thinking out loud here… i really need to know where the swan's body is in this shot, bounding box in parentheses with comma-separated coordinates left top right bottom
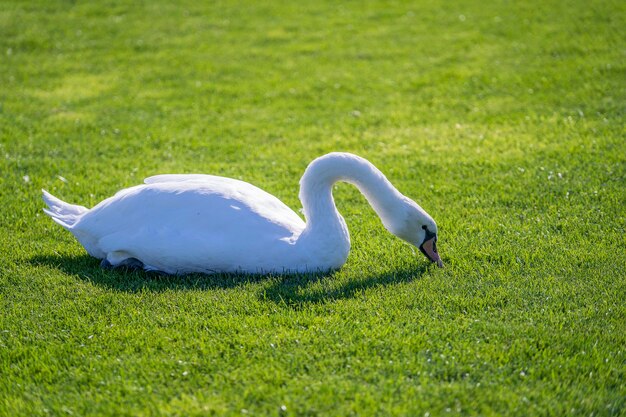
(43, 153, 442, 274)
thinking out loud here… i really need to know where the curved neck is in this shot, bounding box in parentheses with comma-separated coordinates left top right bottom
(298, 153, 404, 238)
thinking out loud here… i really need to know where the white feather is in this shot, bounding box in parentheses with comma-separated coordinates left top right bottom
(42, 153, 439, 274)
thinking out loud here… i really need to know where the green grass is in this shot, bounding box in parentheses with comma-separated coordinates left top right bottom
(1, 0, 624, 415)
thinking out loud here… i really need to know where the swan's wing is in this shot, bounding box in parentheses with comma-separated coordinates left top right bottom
(144, 174, 219, 184)
(141, 174, 304, 227)
(75, 181, 306, 273)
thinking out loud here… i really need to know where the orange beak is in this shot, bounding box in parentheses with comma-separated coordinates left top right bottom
(419, 231, 443, 267)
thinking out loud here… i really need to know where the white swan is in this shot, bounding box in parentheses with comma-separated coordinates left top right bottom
(42, 152, 442, 274)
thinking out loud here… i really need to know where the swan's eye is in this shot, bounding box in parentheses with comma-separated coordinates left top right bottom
(422, 225, 428, 230)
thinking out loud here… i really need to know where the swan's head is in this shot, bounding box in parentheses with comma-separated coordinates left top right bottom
(387, 198, 443, 267)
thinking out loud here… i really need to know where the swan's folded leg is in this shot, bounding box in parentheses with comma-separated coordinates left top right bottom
(105, 250, 140, 267)
(100, 255, 144, 271)
(117, 257, 144, 270)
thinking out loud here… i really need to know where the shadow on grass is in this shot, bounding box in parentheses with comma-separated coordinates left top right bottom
(260, 264, 430, 307)
(29, 253, 430, 306)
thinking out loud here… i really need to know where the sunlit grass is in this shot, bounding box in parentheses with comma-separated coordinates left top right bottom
(0, 0, 624, 416)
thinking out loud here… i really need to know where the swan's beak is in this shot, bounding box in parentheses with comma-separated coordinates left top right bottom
(419, 233, 444, 267)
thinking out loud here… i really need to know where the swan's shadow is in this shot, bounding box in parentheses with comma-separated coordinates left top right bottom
(262, 264, 430, 307)
(29, 253, 430, 306)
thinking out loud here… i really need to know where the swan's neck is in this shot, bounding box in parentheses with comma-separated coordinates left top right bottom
(298, 153, 404, 241)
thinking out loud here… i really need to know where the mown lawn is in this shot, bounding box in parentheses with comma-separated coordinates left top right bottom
(0, 0, 624, 415)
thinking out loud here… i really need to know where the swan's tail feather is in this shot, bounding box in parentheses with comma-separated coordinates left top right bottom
(42, 189, 88, 229)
